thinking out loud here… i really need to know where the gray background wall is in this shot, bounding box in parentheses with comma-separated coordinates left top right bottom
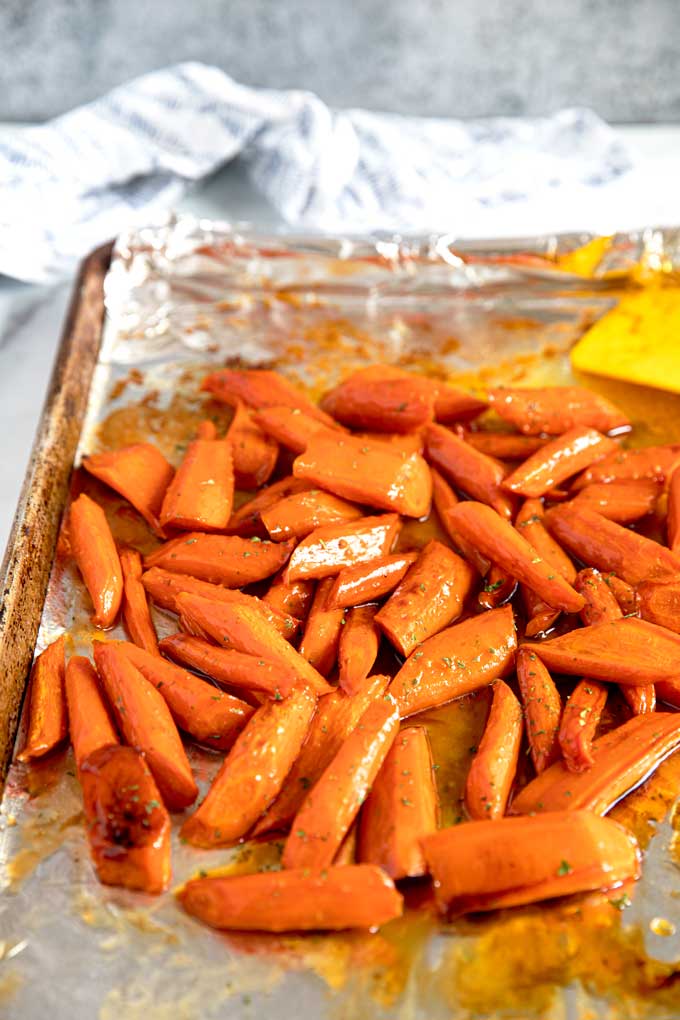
(2, 0, 679, 123)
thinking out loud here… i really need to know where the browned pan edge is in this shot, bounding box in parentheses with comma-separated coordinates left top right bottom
(0, 241, 113, 783)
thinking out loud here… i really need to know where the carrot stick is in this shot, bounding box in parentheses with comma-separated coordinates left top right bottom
(326, 551, 418, 610)
(225, 399, 278, 489)
(93, 642, 198, 810)
(334, 822, 358, 866)
(226, 475, 311, 537)
(180, 685, 317, 847)
(253, 674, 390, 837)
(263, 569, 315, 623)
(286, 514, 401, 582)
(571, 443, 680, 491)
(144, 532, 295, 587)
(522, 588, 560, 638)
(558, 680, 608, 772)
(389, 605, 517, 717)
(515, 498, 577, 582)
(446, 502, 585, 613)
(515, 647, 561, 773)
(80, 744, 171, 894)
(432, 385, 488, 424)
(17, 636, 67, 762)
(82, 443, 174, 534)
(320, 365, 436, 432)
(375, 539, 475, 657)
(70, 493, 123, 628)
(282, 695, 400, 870)
(487, 386, 630, 436)
(503, 427, 618, 498)
(299, 578, 345, 677)
(202, 368, 334, 425)
(178, 864, 403, 931)
(421, 811, 639, 916)
(65, 655, 119, 769)
(120, 548, 158, 654)
(637, 578, 680, 634)
(261, 489, 363, 543)
(430, 468, 490, 575)
(158, 633, 296, 700)
(338, 605, 380, 695)
(159, 434, 234, 531)
(357, 726, 438, 879)
(425, 423, 515, 519)
(118, 640, 255, 750)
(253, 405, 341, 453)
(668, 463, 680, 554)
(572, 479, 660, 524)
(465, 680, 523, 819)
(603, 573, 639, 616)
(478, 565, 517, 610)
(461, 431, 549, 460)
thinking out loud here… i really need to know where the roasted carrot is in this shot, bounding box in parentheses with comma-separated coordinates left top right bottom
(120, 548, 158, 654)
(637, 578, 680, 634)
(70, 493, 123, 628)
(515, 498, 576, 581)
(355, 430, 425, 456)
(202, 368, 334, 425)
(425, 423, 515, 519)
(522, 588, 560, 638)
(286, 514, 401, 582)
(159, 433, 234, 531)
(180, 685, 317, 847)
(389, 606, 517, 717)
(179, 864, 403, 931)
(261, 489, 363, 543)
(81, 443, 174, 534)
(357, 726, 438, 879)
(421, 811, 639, 915)
(93, 642, 198, 810)
(263, 569, 315, 622)
(461, 431, 549, 461)
(325, 551, 418, 610)
(515, 648, 561, 773)
(320, 365, 436, 433)
(144, 532, 295, 587)
(432, 384, 488, 424)
(503, 427, 618, 498)
(64, 655, 119, 769)
(282, 695, 400, 870)
(299, 578, 345, 677)
(430, 467, 490, 575)
(225, 399, 278, 489)
(17, 636, 67, 762)
(334, 822, 358, 866)
(338, 605, 380, 695)
(80, 744, 171, 894)
(465, 680, 523, 819)
(375, 539, 475, 657)
(487, 386, 630, 436)
(572, 479, 660, 524)
(226, 475, 311, 537)
(558, 680, 608, 773)
(478, 565, 517, 610)
(196, 421, 217, 440)
(571, 443, 680, 491)
(254, 405, 341, 453)
(603, 573, 640, 617)
(158, 633, 296, 701)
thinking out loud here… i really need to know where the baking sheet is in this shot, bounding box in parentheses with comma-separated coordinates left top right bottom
(3, 216, 680, 1019)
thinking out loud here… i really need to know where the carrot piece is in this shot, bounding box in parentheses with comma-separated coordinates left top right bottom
(425, 423, 515, 519)
(159, 435, 234, 531)
(478, 565, 517, 610)
(282, 695, 400, 870)
(487, 386, 630, 436)
(117, 641, 254, 750)
(263, 569, 315, 622)
(93, 642, 198, 810)
(338, 605, 380, 695)
(70, 493, 123, 628)
(334, 822, 358, 866)
(516, 647, 561, 773)
(375, 539, 475, 657)
(17, 636, 67, 762)
(432, 386, 488, 424)
(81, 443, 174, 534)
(389, 605, 517, 717)
(226, 475, 311, 537)
(180, 685, 317, 847)
(447, 502, 585, 613)
(558, 680, 608, 772)
(465, 680, 523, 819)
(522, 588, 560, 638)
(637, 577, 680, 634)
(430, 467, 490, 575)
(299, 578, 345, 677)
(286, 514, 401, 582)
(179, 864, 403, 931)
(355, 430, 426, 456)
(515, 498, 576, 581)
(656, 678, 680, 708)
(572, 479, 660, 524)
(603, 573, 640, 616)
(261, 489, 363, 543)
(202, 368, 334, 425)
(357, 726, 438, 879)
(421, 811, 639, 916)
(80, 744, 171, 894)
(461, 431, 549, 460)
(320, 366, 436, 433)
(253, 674, 390, 837)
(159, 633, 296, 700)
(544, 503, 680, 585)
(668, 463, 680, 554)
(196, 421, 217, 440)
(144, 532, 294, 587)
(512, 712, 680, 815)
(65, 655, 119, 769)
(224, 399, 278, 489)
(503, 427, 618, 498)
(326, 551, 418, 610)
(253, 405, 340, 453)
(294, 432, 432, 518)
(176, 592, 332, 695)
(571, 443, 680, 491)
(119, 548, 158, 654)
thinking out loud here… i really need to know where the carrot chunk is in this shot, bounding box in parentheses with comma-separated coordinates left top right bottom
(430, 468, 490, 575)
(320, 366, 436, 433)
(515, 648, 561, 773)
(461, 431, 549, 461)
(261, 489, 363, 543)
(17, 636, 67, 762)
(522, 588, 560, 639)
(263, 569, 315, 622)
(144, 532, 294, 587)
(465, 680, 523, 819)
(70, 493, 123, 628)
(637, 577, 680, 634)
(572, 479, 660, 524)
(558, 680, 608, 773)
(120, 548, 158, 654)
(299, 578, 345, 677)
(254, 405, 343, 453)
(158, 633, 295, 701)
(82, 443, 174, 534)
(202, 368, 334, 424)
(225, 399, 278, 489)
(487, 386, 630, 436)
(338, 605, 380, 695)
(425, 423, 515, 519)
(160, 433, 234, 531)
(226, 475, 311, 537)
(571, 443, 680, 491)
(515, 498, 576, 581)
(286, 514, 401, 582)
(326, 551, 418, 610)
(478, 565, 517, 610)
(503, 427, 618, 498)
(65, 655, 119, 769)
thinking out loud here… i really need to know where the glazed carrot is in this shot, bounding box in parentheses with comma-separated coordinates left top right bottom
(389, 606, 517, 718)
(253, 674, 390, 836)
(478, 565, 517, 610)
(515, 498, 576, 581)
(465, 680, 523, 819)
(432, 384, 488, 424)
(93, 642, 198, 810)
(180, 685, 317, 847)
(603, 573, 639, 617)
(338, 605, 380, 695)
(144, 532, 295, 587)
(487, 386, 630, 436)
(656, 678, 680, 708)
(81, 443, 174, 534)
(461, 431, 549, 460)
(176, 593, 332, 695)
(158, 633, 296, 700)
(544, 503, 680, 585)
(286, 514, 401, 582)
(202, 368, 334, 425)
(196, 421, 217, 440)
(294, 432, 432, 518)
(356, 430, 425, 456)
(320, 365, 436, 432)
(447, 502, 585, 613)
(120, 548, 158, 654)
(254, 405, 340, 453)
(357, 726, 438, 879)
(571, 443, 680, 491)
(226, 475, 311, 537)
(515, 648, 561, 773)
(261, 489, 363, 543)
(637, 578, 680, 634)
(80, 744, 171, 894)
(425, 423, 515, 519)
(64, 655, 119, 769)
(334, 822, 358, 866)
(558, 680, 608, 773)
(325, 551, 418, 610)
(282, 695, 399, 870)
(512, 713, 680, 815)
(572, 479, 660, 524)
(430, 467, 490, 575)
(225, 399, 278, 489)
(299, 578, 345, 677)
(263, 569, 315, 622)
(118, 641, 255, 750)
(17, 636, 67, 762)
(522, 588, 560, 638)
(178, 864, 403, 931)
(503, 427, 618, 498)
(70, 493, 123, 628)
(421, 811, 639, 915)
(668, 462, 680, 554)
(159, 433, 234, 531)
(375, 540, 475, 657)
